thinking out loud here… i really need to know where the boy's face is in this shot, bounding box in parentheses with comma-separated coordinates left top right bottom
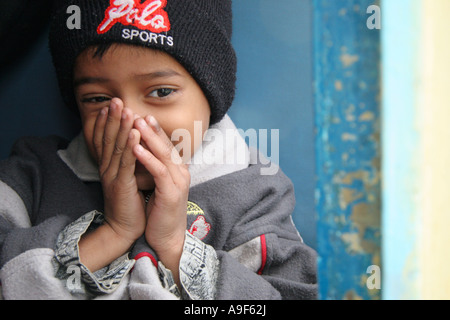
(73, 44, 211, 190)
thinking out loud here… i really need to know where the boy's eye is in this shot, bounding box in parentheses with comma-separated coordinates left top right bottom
(82, 96, 111, 103)
(148, 88, 175, 98)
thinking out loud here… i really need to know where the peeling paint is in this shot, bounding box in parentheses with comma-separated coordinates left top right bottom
(339, 187, 364, 210)
(341, 133, 357, 141)
(341, 233, 364, 253)
(339, 8, 348, 16)
(314, 0, 381, 300)
(350, 202, 380, 236)
(359, 111, 375, 122)
(340, 53, 360, 68)
(344, 104, 356, 122)
(344, 290, 363, 300)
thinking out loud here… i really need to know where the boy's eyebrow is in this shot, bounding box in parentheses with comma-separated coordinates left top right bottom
(74, 76, 110, 88)
(133, 70, 182, 80)
(74, 70, 182, 88)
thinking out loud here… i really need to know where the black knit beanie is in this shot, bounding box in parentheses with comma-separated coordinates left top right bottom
(49, 0, 237, 125)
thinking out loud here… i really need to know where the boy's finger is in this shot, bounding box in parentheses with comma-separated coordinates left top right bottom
(116, 128, 140, 184)
(133, 144, 174, 194)
(134, 117, 183, 183)
(101, 98, 123, 172)
(145, 115, 190, 185)
(93, 107, 108, 164)
(145, 115, 185, 167)
(108, 107, 134, 176)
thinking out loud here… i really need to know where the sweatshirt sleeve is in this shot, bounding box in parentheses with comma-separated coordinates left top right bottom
(53, 210, 135, 296)
(216, 233, 317, 300)
(0, 136, 119, 300)
(213, 197, 317, 299)
(0, 181, 73, 269)
(0, 136, 74, 270)
(174, 228, 317, 300)
(0, 181, 75, 299)
(183, 160, 318, 300)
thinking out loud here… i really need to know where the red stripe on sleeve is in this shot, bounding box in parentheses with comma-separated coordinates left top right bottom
(134, 252, 158, 268)
(257, 234, 267, 275)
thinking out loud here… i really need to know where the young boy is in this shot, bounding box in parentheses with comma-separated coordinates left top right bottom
(0, 0, 317, 299)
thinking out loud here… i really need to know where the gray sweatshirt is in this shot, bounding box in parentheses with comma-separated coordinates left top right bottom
(0, 115, 317, 300)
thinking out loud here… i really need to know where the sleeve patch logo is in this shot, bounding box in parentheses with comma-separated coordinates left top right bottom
(187, 201, 204, 216)
(97, 0, 171, 34)
(189, 216, 211, 240)
(186, 201, 210, 240)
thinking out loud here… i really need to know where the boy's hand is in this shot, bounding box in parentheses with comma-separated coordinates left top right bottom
(83, 97, 189, 284)
(93, 98, 147, 245)
(133, 115, 190, 286)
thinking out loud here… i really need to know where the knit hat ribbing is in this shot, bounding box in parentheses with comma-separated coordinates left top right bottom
(49, 0, 237, 125)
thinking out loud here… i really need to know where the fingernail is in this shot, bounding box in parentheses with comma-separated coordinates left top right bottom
(149, 116, 161, 132)
(136, 144, 144, 153)
(100, 107, 107, 116)
(110, 100, 118, 111)
(137, 118, 147, 128)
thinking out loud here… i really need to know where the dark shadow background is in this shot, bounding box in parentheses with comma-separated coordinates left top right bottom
(0, 0, 81, 158)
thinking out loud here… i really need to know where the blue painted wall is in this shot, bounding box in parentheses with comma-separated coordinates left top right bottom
(231, 0, 316, 248)
(313, 0, 381, 300)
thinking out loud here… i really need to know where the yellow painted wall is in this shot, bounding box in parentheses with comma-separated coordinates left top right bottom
(418, 0, 450, 300)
